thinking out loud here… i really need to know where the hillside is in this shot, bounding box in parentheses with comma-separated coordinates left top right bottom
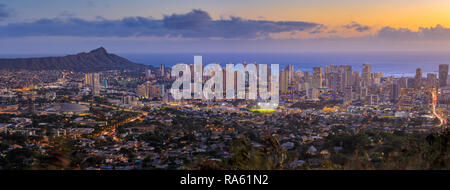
(0, 47, 148, 72)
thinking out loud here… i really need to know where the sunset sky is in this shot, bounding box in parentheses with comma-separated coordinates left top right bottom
(1, 0, 450, 53)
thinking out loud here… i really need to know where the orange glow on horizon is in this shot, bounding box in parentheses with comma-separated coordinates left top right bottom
(229, 0, 450, 31)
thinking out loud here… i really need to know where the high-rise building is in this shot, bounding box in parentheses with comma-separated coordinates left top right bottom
(122, 96, 141, 107)
(104, 79, 108, 89)
(307, 87, 319, 100)
(367, 95, 378, 106)
(280, 70, 289, 94)
(340, 65, 352, 90)
(84, 74, 92, 85)
(372, 72, 384, 86)
(415, 68, 422, 89)
(286, 65, 294, 84)
(294, 70, 303, 84)
(362, 63, 371, 87)
(391, 82, 400, 103)
(312, 66, 323, 88)
(328, 72, 341, 92)
(93, 73, 101, 96)
(304, 71, 310, 84)
(426, 73, 437, 88)
(439, 64, 449, 87)
(146, 69, 152, 79)
(150, 85, 162, 99)
(360, 87, 368, 100)
(136, 81, 162, 100)
(344, 68, 353, 86)
(137, 81, 152, 98)
(160, 64, 165, 77)
(399, 77, 408, 89)
(344, 86, 353, 104)
(352, 71, 360, 88)
(222, 66, 227, 97)
(85, 73, 101, 96)
(137, 84, 147, 98)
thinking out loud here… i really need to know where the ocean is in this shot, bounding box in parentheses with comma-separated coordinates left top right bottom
(121, 51, 450, 77)
(2, 51, 449, 77)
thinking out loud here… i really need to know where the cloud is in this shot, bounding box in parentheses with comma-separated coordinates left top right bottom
(60, 10, 76, 18)
(162, 10, 320, 38)
(377, 27, 418, 40)
(343, 21, 371, 32)
(309, 25, 327, 34)
(4, 8, 449, 42)
(0, 9, 320, 39)
(327, 30, 337, 34)
(163, 9, 212, 30)
(0, 4, 11, 20)
(419, 25, 450, 40)
(377, 25, 450, 41)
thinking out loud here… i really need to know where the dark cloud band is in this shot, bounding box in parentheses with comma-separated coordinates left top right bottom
(0, 9, 320, 39)
(343, 22, 371, 32)
(0, 4, 11, 20)
(377, 25, 450, 41)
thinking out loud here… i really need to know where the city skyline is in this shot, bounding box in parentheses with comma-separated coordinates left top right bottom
(0, 0, 449, 174)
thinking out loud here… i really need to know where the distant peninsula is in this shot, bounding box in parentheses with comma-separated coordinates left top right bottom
(0, 47, 149, 72)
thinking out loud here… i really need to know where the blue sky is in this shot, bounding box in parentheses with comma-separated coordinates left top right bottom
(1, 0, 450, 54)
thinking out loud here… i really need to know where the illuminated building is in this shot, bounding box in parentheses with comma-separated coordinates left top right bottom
(439, 64, 448, 87)
(312, 66, 323, 88)
(362, 63, 371, 87)
(415, 68, 422, 89)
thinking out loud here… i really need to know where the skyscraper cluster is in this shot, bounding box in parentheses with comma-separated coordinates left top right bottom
(439, 64, 448, 87)
(280, 64, 364, 103)
(137, 81, 163, 99)
(85, 73, 101, 96)
(278, 63, 449, 106)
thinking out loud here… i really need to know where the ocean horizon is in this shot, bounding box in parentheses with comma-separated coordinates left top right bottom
(2, 51, 450, 77)
(122, 51, 450, 77)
